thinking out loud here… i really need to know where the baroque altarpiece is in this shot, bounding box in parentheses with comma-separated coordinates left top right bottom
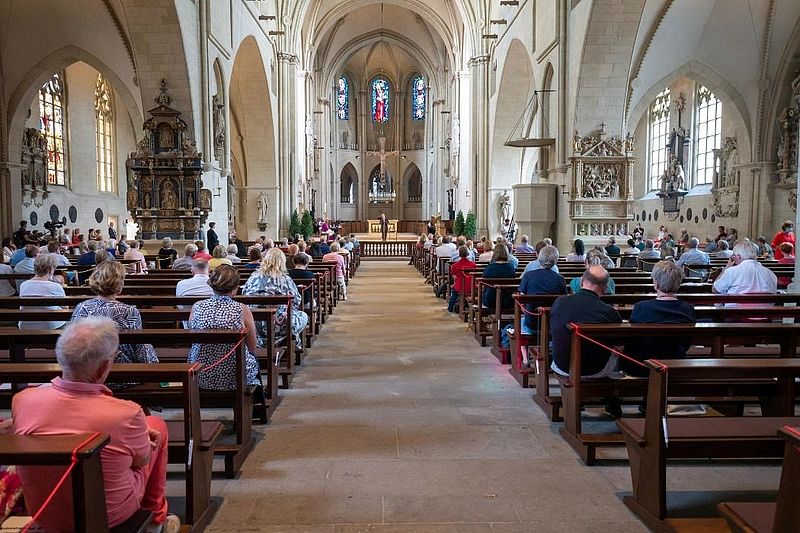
(126, 80, 210, 240)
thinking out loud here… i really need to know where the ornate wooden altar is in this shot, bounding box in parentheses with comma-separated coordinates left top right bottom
(126, 80, 210, 240)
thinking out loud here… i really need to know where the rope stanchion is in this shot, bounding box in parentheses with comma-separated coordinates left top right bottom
(569, 323, 653, 371)
(21, 432, 103, 533)
(196, 329, 248, 374)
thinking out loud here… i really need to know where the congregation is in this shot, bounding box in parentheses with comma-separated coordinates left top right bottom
(0, 220, 359, 532)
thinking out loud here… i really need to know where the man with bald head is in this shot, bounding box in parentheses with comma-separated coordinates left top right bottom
(550, 265, 622, 377)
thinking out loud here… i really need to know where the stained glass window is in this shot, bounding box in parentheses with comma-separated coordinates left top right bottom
(336, 76, 349, 120)
(39, 73, 66, 186)
(648, 88, 670, 191)
(95, 74, 115, 193)
(371, 78, 390, 123)
(694, 85, 722, 186)
(411, 76, 426, 120)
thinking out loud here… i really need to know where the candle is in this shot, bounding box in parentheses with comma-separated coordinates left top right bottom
(437, 202, 441, 213)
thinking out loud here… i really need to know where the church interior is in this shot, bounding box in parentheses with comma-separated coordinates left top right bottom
(1, 0, 800, 531)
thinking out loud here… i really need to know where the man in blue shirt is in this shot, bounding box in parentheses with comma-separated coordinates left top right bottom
(515, 235, 535, 254)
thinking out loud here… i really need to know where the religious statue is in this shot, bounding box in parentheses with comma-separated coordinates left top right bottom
(161, 180, 178, 209)
(498, 190, 512, 223)
(366, 136, 399, 200)
(660, 155, 685, 193)
(187, 192, 195, 209)
(257, 191, 269, 223)
(212, 94, 225, 159)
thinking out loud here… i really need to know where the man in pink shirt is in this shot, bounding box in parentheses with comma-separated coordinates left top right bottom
(323, 241, 347, 301)
(12, 317, 178, 532)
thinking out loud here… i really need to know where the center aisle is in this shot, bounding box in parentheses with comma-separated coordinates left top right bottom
(208, 261, 647, 532)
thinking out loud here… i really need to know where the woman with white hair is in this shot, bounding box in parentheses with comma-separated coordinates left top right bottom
(242, 248, 308, 349)
(621, 260, 696, 376)
(157, 237, 177, 268)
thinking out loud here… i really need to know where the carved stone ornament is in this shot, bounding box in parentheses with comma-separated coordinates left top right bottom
(212, 94, 225, 160)
(568, 125, 636, 237)
(126, 80, 206, 240)
(712, 136, 740, 217)
(776, 71, 800, 185)
(20, 128, 49, 207)
(790, 190, 797, 214)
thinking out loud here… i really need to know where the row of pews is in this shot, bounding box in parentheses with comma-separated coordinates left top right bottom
(0, 248, 360, 532)
(414, 245, 800, 532)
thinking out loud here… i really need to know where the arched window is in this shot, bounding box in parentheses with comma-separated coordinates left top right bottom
(371, 78, 390, 123)
(336, 76, 349, 120)
(411, 75, 426, 120)
(694, 85, 722, 186)
(95, 74, 115, 193)
(39, 73, 67, 186)
(648, 88, 670, 191)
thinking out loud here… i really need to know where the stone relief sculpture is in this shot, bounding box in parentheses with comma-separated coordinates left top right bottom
(212, 94, 225, 160)
(712, 136, 740, 217)
(776, 71, 800, 185)
(20, 128, 48, 207)
(581, 163, 621, 199)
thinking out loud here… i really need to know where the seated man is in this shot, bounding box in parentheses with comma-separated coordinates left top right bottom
(714, 239, 733, 259)
(176, 259, 213, 298)
(12, 317, 179, 532)
(550, 265, 622, 377)
(172, 243, 198, 270)
(605, 236, 620, 256)
(448, 245, 477, 313)
(676, 236, 710, 279)
(713, 240, 777, 298)
(638, 239, 661, 260)
(502, 245, 567, 357)
(515, 235, 535, 254)
(12, 244, 39, 292)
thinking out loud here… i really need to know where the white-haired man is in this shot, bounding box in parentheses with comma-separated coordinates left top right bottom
(676, 236, 710, 279)
(12, 317, 178, 532)
(713, 241, 777, 296)
(515, 235, 535, 254)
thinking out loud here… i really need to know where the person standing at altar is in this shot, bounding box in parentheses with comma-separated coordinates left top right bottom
(379, 212, 389, 241)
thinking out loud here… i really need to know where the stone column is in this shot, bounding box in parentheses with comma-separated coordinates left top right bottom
(793, 130, 800, 292)
(469, 55, 490, 237)
(358, 89, 368, 222)
(395, 89, 403, 221)
(277, 52, 299, 235)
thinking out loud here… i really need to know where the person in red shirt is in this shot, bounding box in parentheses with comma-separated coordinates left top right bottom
(777, 242, 795, 287)
(448, 245, 477, 313)
(771, 220, 795, 260)
(193, 240, 213, 261)
(12, 317, 178, 532)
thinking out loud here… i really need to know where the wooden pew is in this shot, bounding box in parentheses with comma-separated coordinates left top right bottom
(718, 426, 800, 533)
(0, 294, 300, 391)
(0, 329, 256, 479)
(616, 359, 800, 530)
(562, 322, 800, 464)
(0, 363, 221, 530)
(0, 433, 153, 532)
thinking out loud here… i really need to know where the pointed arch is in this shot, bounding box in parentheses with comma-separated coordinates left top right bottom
(339, 162, 358, 204)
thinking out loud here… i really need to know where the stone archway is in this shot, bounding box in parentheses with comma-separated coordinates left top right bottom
(490, 39, 534, 236)
(229, 36, 278, 240)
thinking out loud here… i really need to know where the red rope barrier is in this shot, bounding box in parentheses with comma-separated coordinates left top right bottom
(569, 323, 653, 370)
(515, 300, 542, 317)
(21, 432, 103, 533)
(197, 329, 248, 374)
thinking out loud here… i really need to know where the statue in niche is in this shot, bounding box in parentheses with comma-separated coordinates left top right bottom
(257, 192, 269, 223)
(199, 189, 212, 210)
(144, 192, 152, 209)
(341, 129, 349, 148)
(498, 190, 512, 223)
(212, 94, 225, 159)
(161, 180, 178, 210)
(187, 192, 195, 209)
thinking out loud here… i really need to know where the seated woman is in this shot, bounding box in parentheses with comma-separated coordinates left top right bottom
(71, 261, 158, 365)
(621, 260, 695, 377)
(244, 247, 263, 269)
(122, 239, 148, 274)
(188, 265, 260, 391)
(565, 239, 585, 263)
(18, 254, 66, 330)
(157, 237, 178, 268)
(568, 248, 616, 294)
(242, 248, 309, 349)
(777, 242, 795, 287)
(208, 244, 233, 270)
(481, 244, 516, 310)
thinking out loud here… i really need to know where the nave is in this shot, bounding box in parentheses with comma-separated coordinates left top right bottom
(201, 261, 773, 532)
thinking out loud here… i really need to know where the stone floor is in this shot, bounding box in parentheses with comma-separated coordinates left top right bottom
(200, 261, 781, 532)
